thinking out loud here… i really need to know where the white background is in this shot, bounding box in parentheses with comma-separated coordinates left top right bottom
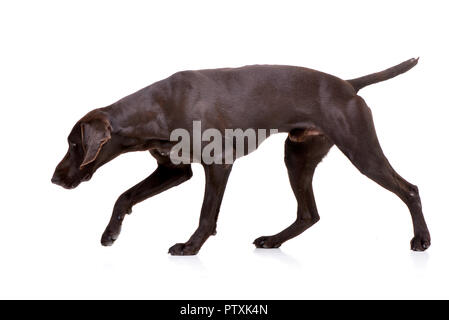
(1, 0, 448, 299)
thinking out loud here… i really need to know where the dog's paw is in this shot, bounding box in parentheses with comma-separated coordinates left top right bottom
(410, 233, 431, 251)
(168, 242, 199, 256)
(253, 236, 282, 249)
(101, 225, 121, 246)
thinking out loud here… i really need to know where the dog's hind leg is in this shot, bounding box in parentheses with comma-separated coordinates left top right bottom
(324, 96, 430, 251)
(168, 164, 233, 255)
(101, 153, 192, 246)
(254, 131, 333, 248)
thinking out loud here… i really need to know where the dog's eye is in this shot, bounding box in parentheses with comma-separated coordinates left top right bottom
(70, 142, 77, 148)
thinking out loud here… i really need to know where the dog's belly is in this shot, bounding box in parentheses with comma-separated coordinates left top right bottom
(288, 128, 324, 142)
(152, 126, 324, 165)
(159, 133, 273, 164)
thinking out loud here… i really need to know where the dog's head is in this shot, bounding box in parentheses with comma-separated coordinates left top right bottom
(52, 110, 114, 189)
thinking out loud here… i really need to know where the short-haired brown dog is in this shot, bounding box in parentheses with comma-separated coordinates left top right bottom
(52, 58, 430, 255)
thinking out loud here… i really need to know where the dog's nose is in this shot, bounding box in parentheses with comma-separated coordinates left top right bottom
(51, 174, 61, 185)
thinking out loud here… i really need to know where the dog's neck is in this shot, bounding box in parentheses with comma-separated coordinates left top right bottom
(101, 85, 171, 152)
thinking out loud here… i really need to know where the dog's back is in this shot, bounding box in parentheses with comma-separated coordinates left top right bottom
(155, 65, 356, 132)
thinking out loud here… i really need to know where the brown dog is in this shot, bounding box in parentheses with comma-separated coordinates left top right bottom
(52, 58, 430, 255)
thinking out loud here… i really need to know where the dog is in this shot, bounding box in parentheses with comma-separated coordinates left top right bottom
(52, 58, 430, 255)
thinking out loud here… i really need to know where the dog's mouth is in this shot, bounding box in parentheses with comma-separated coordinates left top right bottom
(51, 173, 91, 189)
(51, 178, 80, 189)
(51, 180, 79, 189)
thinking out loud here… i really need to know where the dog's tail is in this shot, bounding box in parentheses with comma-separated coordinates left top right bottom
(347, 58, 419, 93)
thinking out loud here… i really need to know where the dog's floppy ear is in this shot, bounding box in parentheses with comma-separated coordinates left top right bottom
(80, 117, 111, 168)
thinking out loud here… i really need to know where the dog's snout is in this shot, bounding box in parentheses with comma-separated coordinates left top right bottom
(51, 169, 82, 189)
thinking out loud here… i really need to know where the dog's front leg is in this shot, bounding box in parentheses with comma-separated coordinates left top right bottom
(169, 164, 233, 255)
(101, 164, 192, 246)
